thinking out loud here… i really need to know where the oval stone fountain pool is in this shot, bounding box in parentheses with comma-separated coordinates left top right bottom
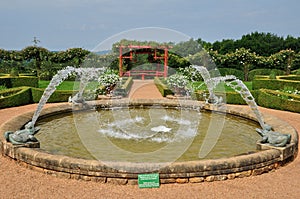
(36, 106, 260, 162)
(0, 99, 298, 184)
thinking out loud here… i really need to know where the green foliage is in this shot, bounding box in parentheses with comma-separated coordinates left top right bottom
(167, 73, 189, 89)
(218, 68, 244, 80)
(257, 89, 300, 113)
(0, 85, 7, 91)
(248, 69, 285, 81)
(292, 69, 300, 75)
(113, 77, 133, 97)
(0, 87, 32, 108)
(0, 76, 38, 88)
(171, 38, 202, 57)
(278, 75, 300, 81)
(211, 32, 295, 56)
(252, 77, 300, 90)
(31, 88, 74, 103)
(154, 77, 173, 97)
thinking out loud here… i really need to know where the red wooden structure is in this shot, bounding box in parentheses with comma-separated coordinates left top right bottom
(118, 45, 169, 79)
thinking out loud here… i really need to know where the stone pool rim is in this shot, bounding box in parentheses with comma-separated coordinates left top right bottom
(0, 99, 298, 185)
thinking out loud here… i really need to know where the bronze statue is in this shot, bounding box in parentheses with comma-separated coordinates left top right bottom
(256, 125, 291, 147)
(4, 122, 40, 145)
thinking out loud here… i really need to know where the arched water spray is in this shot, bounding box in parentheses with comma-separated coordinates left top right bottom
(191, 65, 266, 130)
(191, 65, 216, 101)
(31, 66, 105, 126)
(225, 79, 265, 128)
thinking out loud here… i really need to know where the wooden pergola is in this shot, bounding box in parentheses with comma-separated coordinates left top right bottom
(118, 45, 169, 79)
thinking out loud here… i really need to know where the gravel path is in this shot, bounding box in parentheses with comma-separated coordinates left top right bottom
(0, 81, 299, 199)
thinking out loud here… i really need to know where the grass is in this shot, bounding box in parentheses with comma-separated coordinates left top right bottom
(190, 81, 253, 92)
(39, 80, 98, 90)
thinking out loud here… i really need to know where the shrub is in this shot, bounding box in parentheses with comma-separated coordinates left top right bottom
(154, 77, 173, 97)
(218, 68, 244, 80)
(257, 89, 300, 113)
(278, 75, 300, 81)
(0, 76, 38, 88)
(31, 88, 74, 103)
(252, 77, 300, 90)
(248, 69, 285, 81)
(113, 77, 133, 97)
(0, 87, 32, 108)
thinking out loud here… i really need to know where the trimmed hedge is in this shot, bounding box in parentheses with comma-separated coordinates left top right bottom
(0, 87, 32, 108)
(194, 90, 260, 105)
(154, 77, 173, 97)
(114, 77, 133, 97)
(252, 77, 300, 90)
(0, 76, 38, 88)
(31, 88, 74, 103)
(257, 89, 300, 113)
(278, 75, 300, 81)
(248, 69, 285, 81)
(218, 68, 244, 80)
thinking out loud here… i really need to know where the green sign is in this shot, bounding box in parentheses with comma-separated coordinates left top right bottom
(138, 173, 160, 188)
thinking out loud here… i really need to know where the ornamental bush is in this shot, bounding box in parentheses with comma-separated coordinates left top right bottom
(0, 87, 32, 108)
(98, 73, 120, 87)
(167, 73, 189, 89)
(154, 77, 173, 97)
(31, 88, 74, 103)
(0, 76, 38, 88)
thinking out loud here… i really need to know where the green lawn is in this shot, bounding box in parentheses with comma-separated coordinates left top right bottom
(39, 80, 99, 90)
(191, 81, 252, 92)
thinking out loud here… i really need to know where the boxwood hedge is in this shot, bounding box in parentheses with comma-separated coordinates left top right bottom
(31, 88, 74, 103)
(154, 77, 173, 97)
(0, 76, 38, 88)
(0, 87, 32, 108)
(252, 76, 300, 90)
(113, 77, 133, 97)
(257, 89, 300, 113)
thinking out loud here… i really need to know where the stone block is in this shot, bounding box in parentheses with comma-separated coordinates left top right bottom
(189, 177, 204, 183)
(175, 178, 188, 183)
(160, 178, 176, 184)
(107, 178, 128, 185)
(205, 176, 215, 182)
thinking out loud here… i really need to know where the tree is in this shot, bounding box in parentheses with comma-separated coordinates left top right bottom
(171, 38, 202, 57)
(21, 46, 50, 77)
(268, 49, 296, 74)
(225, 48, 258, 81)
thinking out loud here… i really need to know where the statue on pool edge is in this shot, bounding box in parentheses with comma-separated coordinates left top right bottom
(4, 122, 40, 145)
(256, 125, 291, 147)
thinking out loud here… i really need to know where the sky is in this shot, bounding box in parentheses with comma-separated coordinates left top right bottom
(0, 0, 299, 51)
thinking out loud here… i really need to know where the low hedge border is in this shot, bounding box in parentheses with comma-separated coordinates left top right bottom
(0, 76, 38, 88)
(277, 75, 300, 81)
(253, 77, 300, 90)
(31, 88, 74, 103)
(257, 89, 300, 113)
(194, 90, 260, 105)
(0, 87, 32, 108)
(114, 77, 133, 97)
(154, 77, 173, 97)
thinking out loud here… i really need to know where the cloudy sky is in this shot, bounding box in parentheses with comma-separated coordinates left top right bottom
(0, 0, 299, 51)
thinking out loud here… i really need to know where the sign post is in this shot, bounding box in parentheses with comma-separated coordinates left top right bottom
(138, 173, 160, 188)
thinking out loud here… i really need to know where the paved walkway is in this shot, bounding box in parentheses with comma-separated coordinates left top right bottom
(0, 80, 300, 198)
(129, 80, 164, 99)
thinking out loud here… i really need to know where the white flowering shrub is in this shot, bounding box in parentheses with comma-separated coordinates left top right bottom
(167, 73, 189, 92)
(98, 73, 120, 87)
(97, 73, 120, 95)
